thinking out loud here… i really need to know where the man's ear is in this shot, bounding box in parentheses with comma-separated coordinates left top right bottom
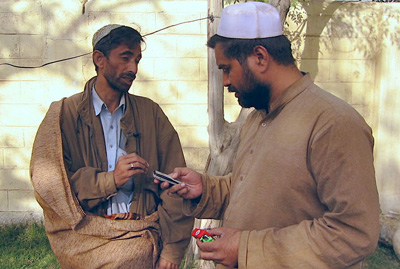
(93, 50, 105, 69)
(253, 45, 270, 68)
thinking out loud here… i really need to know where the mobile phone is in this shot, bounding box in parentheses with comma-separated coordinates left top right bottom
(191, 228, 215, 242)
(153, 170, 181, 185)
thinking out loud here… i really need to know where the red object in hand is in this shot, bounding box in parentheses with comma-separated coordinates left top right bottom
(191, 228, 215, 242)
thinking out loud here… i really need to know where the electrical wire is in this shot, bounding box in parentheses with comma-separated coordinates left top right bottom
(0, 15, 216, 69)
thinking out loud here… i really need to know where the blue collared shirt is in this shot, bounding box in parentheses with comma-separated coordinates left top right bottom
(92, 86, 133, 214)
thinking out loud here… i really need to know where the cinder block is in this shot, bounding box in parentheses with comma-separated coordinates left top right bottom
(316, 82, 352, 104)
(20, 35, 46, 59)
(176, 81, 207, 104)
(24, 127, 39, 149)
(4, 147, 32, 170)
(87, 12, 112, 34)
(299, 59, 330, 83)
(0, 191, 7, 211)
(0, 127, 24, 148)
(111, 13, 156, 36)
(0, 81, 21, 103)
(156, 58, 200, 80)
(8, 190, 41, 212)
(156, 1, 207, 14)
(132, 81, 178, 104)
(351, 82, 375, 106)
(0, 35, 19, 58)
(176, 126, 208, 148)
(19, 12, 43, 34)
(176, 35, 207, 58)
(162, 104, 208, 127)
(156, 13, 203, 35)
(330, 59, 373, 83)
(144, 35, 178, 58)
(12, 59, 50, 81)
(88, 1, 155, 13)
(0, 169, 31, 190)
(0, 12, 21, 33)
(0, 1, 42, 13)
(224, 105, 242, 123)
(0, 149, 4, 168)
(224, 90, 238, 105)
(0, 104, 46, 127)
(136, 57, 154, 80)
(0, 59, 22, 80)
(199, 58, 208, 80)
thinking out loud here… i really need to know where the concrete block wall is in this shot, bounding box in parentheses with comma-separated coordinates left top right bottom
(0, 0, 210, 225)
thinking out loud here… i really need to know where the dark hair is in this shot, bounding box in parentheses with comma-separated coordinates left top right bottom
(93, 26, 145, 71)
(207, 34, 295, 66)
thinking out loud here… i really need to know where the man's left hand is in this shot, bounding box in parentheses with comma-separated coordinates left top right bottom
(196, 227, 241, 268)
(156, 257, 179, 269)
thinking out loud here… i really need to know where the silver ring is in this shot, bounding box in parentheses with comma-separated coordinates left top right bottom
(130, 163, 134, 169)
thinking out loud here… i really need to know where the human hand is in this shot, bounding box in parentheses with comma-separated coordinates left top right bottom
(155, 257, 179, 269)
(154, 167, 203, 199)
(196, 227, 241, 268)
(113, 153, 149, 188)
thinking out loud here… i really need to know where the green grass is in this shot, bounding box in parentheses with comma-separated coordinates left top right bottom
(0, 222, 399, 268)
(0, 222, 59, 269)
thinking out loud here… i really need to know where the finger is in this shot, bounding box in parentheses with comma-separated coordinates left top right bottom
(128, 161, 148, 171)
(124, 154, 149, 168)
(168, 183, 186, 194)
(160, 181, 171, 189)
(207, 227, 224, 237)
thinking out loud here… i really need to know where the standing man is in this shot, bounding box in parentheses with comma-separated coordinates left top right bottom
(160, 2, 380, 268)
(31, 24, 193, 268)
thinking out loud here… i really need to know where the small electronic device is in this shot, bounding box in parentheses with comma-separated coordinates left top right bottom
(153, 170, 181, 185)
(191, 228, 215, 242)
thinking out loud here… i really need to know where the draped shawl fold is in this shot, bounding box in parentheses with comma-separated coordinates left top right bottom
(30, 100, 161, 268)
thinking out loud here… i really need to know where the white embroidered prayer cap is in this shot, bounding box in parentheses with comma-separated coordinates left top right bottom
(92, 24, 124, 48)
(217, 1, 283, 39)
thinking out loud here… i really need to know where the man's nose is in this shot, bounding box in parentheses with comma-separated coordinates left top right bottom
(127, 61, 138, 74)
(223, 73, 231, 87)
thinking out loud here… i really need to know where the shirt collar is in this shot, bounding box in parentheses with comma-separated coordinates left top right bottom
(92, 85, 126, 116)
(267, 72, 312, 116)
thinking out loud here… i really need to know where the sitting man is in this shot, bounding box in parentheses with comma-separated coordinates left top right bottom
(30, 24, 193, 269)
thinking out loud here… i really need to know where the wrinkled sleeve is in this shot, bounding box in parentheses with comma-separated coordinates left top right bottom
(182, 173, 232, 220)
(153, 106, 195, 265)
(62, 127, 117, 212)
(238, 116, 380, 268)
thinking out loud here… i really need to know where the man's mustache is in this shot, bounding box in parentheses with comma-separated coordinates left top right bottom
(122, 73, 136, 81)
(228, 86, 237, 93)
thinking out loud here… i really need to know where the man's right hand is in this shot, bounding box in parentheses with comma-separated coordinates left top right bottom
(113, 153, 149, 188)
(158, 167, 203, 200)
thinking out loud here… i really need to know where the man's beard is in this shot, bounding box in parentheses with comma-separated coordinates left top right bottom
(229, 65, 271, 111)
(104, 69, 136, 93)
